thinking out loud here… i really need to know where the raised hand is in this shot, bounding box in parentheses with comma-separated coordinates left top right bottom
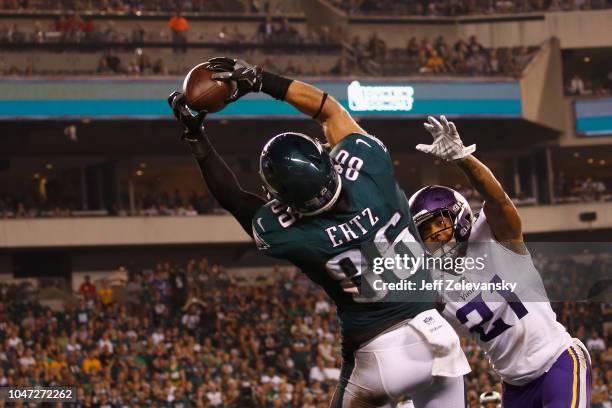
(416, 115, 476, 162)
(167, 91, 207, 141)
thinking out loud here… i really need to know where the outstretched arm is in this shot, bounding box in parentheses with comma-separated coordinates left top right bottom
(283, 80, 366, 146)
(416, 115, 522, 244)
(208, 57, 365, 147)
(168, 92, 265, 237)
(455, 155, 522, 243)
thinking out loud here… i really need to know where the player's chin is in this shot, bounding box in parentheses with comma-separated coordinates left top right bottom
(424, 238, 452, 252)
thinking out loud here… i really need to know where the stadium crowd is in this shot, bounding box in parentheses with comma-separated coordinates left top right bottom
(0, 19, 536, 78)
(2, 0, 611, 15)
(345, 34, 536, 77)
(332, 0, 612, 15)
(553, 175, 611, 204)
(0, 0, 233, 13)
(1, 172, 609, 219)
(0, 12, 333, 46)
(0, 189, 219, 218)
(566, 72, 612, 96)
(0, 251, 610, 407)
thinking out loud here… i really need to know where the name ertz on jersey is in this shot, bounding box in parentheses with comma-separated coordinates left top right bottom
(325, 207, 380, 248)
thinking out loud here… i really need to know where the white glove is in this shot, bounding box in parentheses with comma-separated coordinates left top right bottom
(416, 115, 476, 162)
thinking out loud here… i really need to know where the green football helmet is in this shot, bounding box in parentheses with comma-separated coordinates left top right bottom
(259, 132, 342, 216)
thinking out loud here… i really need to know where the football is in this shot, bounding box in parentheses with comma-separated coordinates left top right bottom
(183, 63, 232, 113)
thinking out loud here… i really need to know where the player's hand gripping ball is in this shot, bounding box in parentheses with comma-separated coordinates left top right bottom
(183, 62, 232, 113)
(207, 57, 263, 103)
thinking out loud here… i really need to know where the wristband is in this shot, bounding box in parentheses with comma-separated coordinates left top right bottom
(312, 93, 328, 120)
(261, 71, 293, 101)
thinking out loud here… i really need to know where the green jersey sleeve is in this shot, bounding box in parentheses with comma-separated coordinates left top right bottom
(252, 200, 303, 260)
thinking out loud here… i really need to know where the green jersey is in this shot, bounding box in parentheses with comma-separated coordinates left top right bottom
(252, 133, 436, 353)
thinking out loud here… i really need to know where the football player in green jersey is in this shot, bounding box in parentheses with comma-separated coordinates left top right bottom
(168, 57, 469, 407)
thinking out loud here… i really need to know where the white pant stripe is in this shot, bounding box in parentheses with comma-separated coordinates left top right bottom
(570, 341, 589, 408)
(574, 344, 589, 408)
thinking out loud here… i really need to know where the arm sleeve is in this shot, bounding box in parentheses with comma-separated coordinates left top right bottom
(194, 143, 266, 238)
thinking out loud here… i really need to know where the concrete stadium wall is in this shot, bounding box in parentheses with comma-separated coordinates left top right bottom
(0, 216, 251, 248)
(1, 202, 611, 248)
(456, 10, 612, 48)
(519, 38, 565, 131)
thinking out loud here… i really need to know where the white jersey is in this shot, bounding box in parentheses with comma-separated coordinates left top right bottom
(438, 211, 572, 385)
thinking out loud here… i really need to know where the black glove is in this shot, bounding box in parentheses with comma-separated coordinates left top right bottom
(208, 57, 263, 103)
(168, 91, 207, 142)
(168, 91, 210, 158)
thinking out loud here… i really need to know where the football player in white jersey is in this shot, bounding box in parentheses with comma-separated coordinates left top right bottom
(408, 116, 592, 408)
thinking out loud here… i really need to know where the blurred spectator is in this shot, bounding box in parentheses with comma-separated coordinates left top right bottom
(82, 350, 102, 374)
(101, 21, 119, 42)
(169, 10, 188, 53)
(98, 49, 123, 73)
(568, 73, 588, 95)
(466, 50, 488, 75)
(467, 35, 485, 57)
(488, 49, 500, 74)
(434, 35, 450, 59)
(426, 49, 446, 73)
(79, 275, 97, 299)
(31, 21, 46, 43)
(136, 48, 152, 74)
(330, 57, 350, 76)
(152, 58, 168, 75)
(98, 280, 113, 305)
(256, 15, 275, 42)
(275, 17, 299, 43)
(131, 23, 146, 43)
(406, 36, 420, 59)
(368, 32, 387, 59)
(8, 23, 25, 42)
(513, 46, 533, 68)
(588, 330, 607, 351)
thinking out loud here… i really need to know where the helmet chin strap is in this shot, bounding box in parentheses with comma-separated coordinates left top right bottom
(295, 173, 343, 217)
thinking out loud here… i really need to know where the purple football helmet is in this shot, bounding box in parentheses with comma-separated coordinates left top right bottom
(408, 185, 474, 243)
